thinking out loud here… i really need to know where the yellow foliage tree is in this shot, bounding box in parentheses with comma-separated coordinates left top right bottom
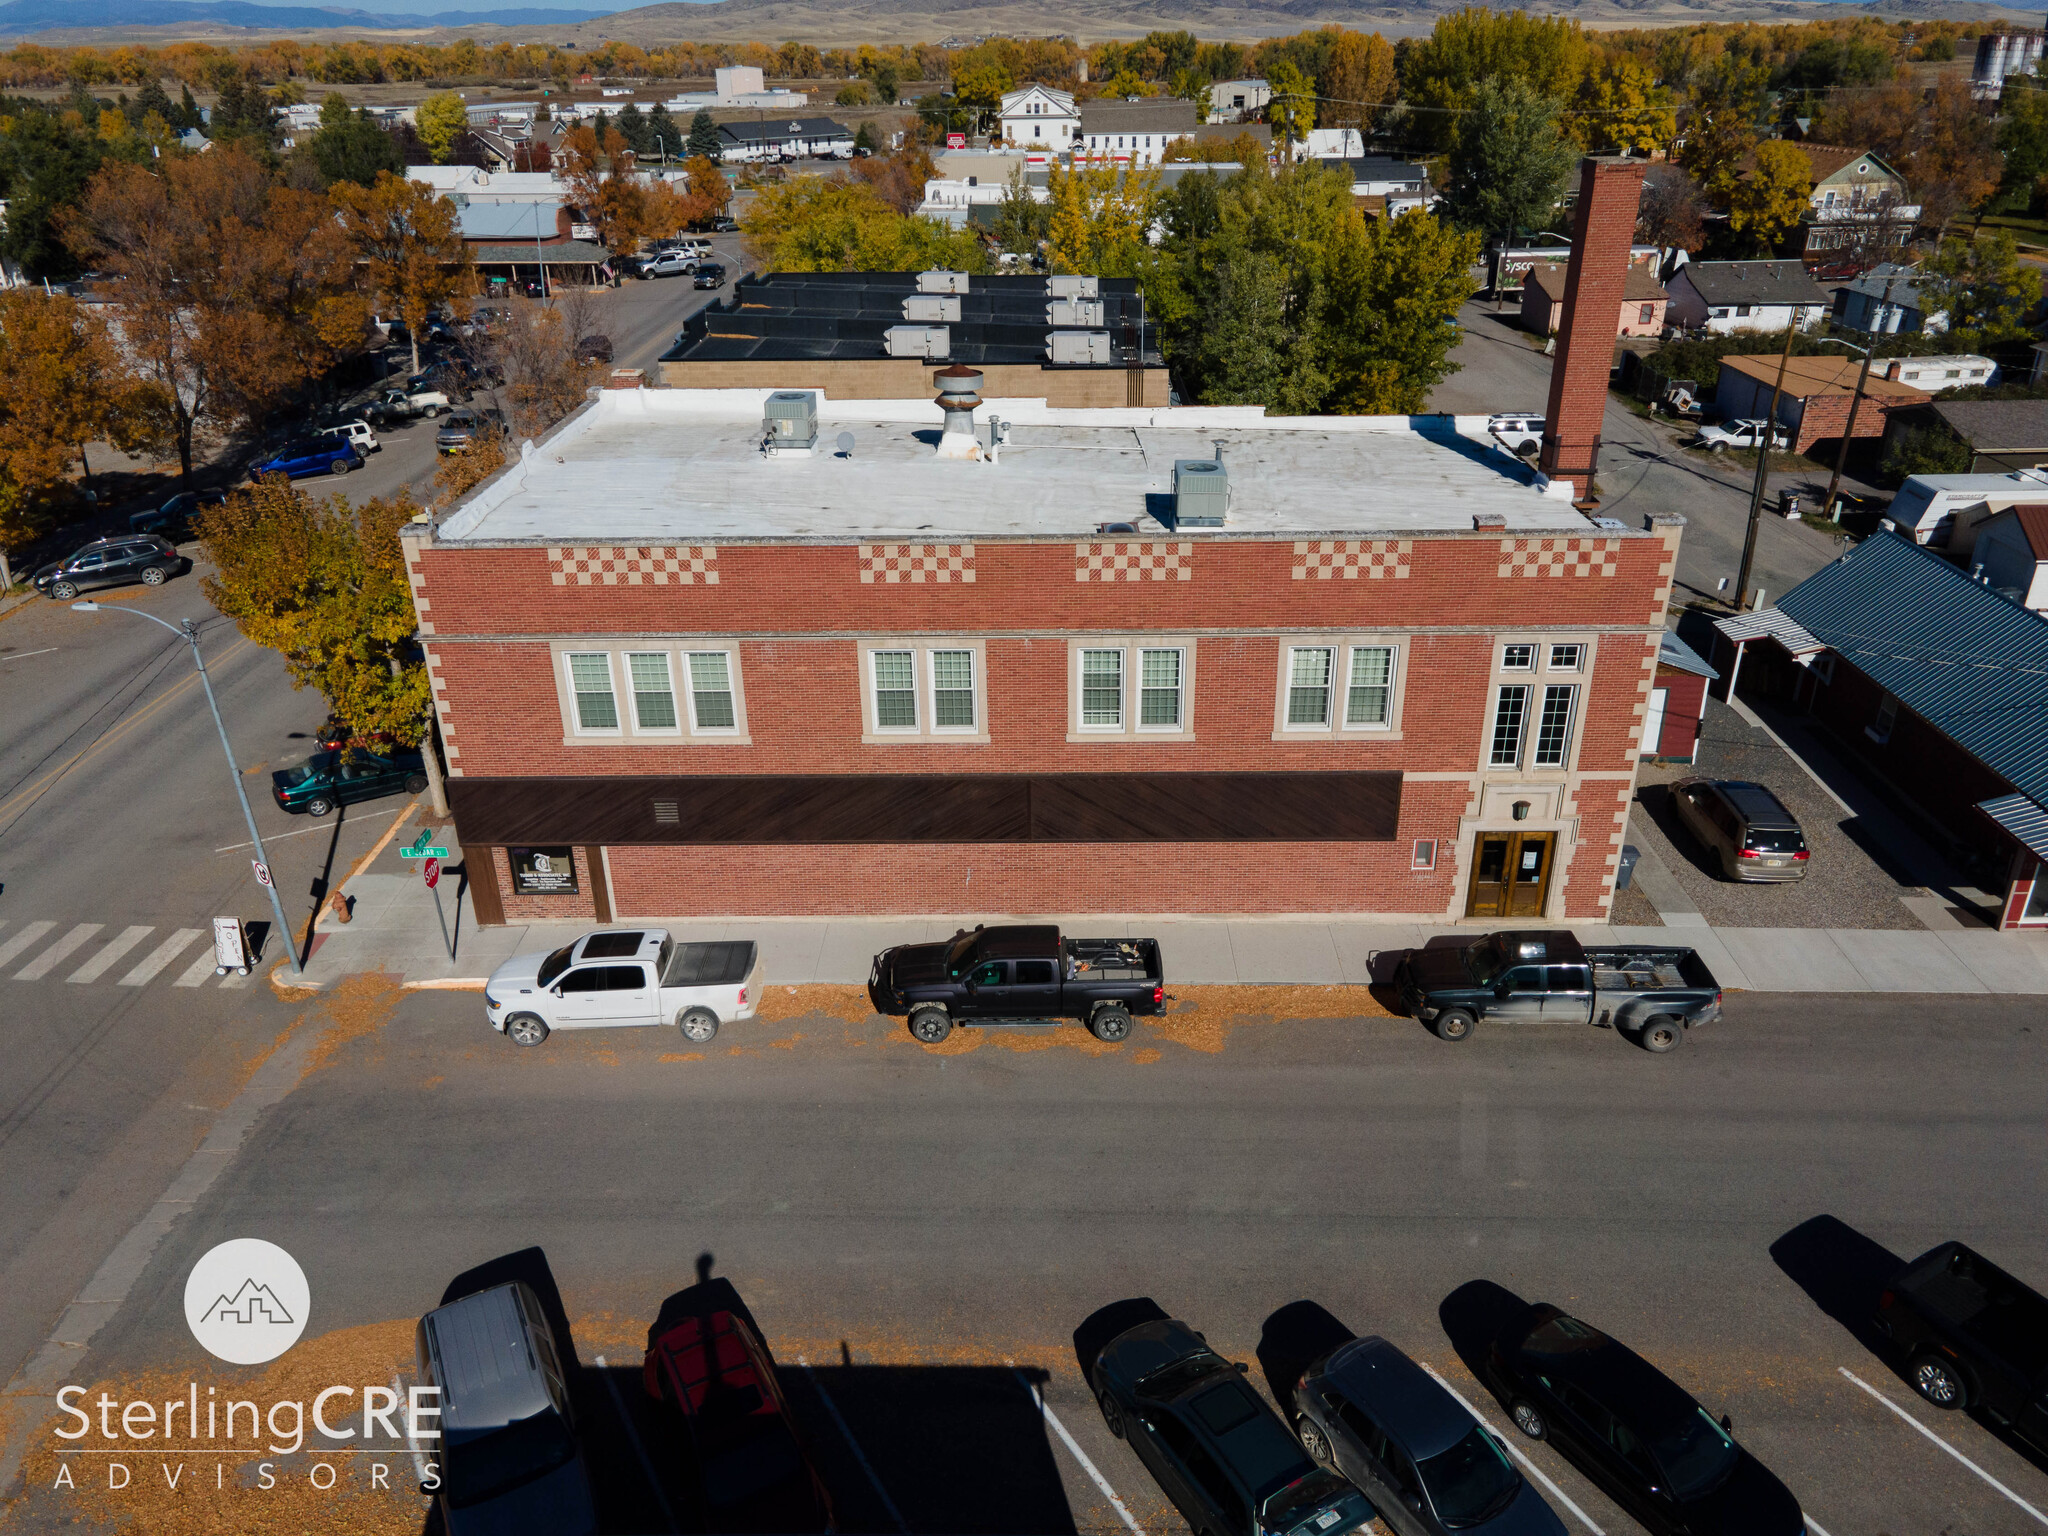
(1577, 52, 1674, 156)
(414, 90, 469, 164)
(743, 176, 986, 272)
(1729, 138, 1812, 250)
(329, 171, 471, 375)
(1044, 162, 1158, 276)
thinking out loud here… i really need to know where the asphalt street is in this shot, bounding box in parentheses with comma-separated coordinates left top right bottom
(8, 988, 2045, 1535)
(1425, 301, 1854, 610)
(0, 576, 414, 1394)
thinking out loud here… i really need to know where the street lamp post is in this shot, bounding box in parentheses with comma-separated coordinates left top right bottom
(71, 602, 301, 976)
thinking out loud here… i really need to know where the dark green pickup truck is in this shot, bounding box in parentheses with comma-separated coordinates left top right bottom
(1394, 930, 1722, 1053)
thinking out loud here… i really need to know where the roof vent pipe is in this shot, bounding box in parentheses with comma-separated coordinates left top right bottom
(933, 365, 987, 461)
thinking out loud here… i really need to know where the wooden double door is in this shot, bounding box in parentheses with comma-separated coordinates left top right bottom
(1465, 830, 1556, 919)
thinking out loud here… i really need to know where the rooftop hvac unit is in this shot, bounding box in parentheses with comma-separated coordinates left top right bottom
(1172, 458, 1228, 527)
(1047, 330, 1111, 364)
(1049, 274, 1100, 299)
(761, 390, 817, 455)
(885, 325, 951, 360)
(1049, 297, 1106, 327)
(902, 294, 962, 322)
(917, 269, 970, 294)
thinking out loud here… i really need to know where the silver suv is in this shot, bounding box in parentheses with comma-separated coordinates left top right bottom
(1488, 415, 1545, 456)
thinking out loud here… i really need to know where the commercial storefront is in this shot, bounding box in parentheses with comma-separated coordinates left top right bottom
(403, 381, 1683, 926)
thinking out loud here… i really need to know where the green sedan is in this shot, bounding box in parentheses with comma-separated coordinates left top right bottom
(271, 747, 429, 817)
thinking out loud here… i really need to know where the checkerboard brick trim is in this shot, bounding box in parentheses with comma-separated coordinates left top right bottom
(549, 546, 719, 586)
(1292, 539, 1412, 580)
(1074, 541, 1193, 581)
(1497, 537, 1619, 579)
(859, 544, 976, 584)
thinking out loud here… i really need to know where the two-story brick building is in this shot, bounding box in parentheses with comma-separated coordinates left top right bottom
(402, 378, 1681, 926)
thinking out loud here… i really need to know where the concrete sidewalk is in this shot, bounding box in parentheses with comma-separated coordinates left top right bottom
(289, 835, 2048, 996)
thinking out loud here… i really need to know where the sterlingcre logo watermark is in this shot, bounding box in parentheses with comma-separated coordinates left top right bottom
(183, 1238, 309, 1365)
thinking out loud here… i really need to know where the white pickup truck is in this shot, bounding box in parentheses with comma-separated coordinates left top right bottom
(484, 929, 763, 1047)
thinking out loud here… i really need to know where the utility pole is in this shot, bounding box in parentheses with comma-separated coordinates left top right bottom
(1821, 274, 1896, 520)
(1735, 320, 1800, 613)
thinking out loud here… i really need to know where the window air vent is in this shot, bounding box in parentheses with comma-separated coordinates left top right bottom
(652, 800, 679, 824)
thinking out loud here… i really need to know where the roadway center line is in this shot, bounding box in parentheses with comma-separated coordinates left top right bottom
(1010, 1363, 1147, 1536)
(2, 647, 58, 661)
(1838, 1367, 2048, 1527)
(214, 804, 405, 853)
(1420, 1363, 1605, 1536)
(797, 1355, 908, 1533)
(592, 1353, 678, 1535)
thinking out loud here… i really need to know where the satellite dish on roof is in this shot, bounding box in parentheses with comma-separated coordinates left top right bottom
(837, 431, 856, 458)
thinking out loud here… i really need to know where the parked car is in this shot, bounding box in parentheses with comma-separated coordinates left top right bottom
(314, 716, 397, 752)
(694, 262, 728, 289)
(1488, 415, 1545, 457)
(1482, 1304, 1802, 1536)
(270, 745, 429, 817)
(611, 253, 647, 278)
(1671, 779, 1809, 882)
(436, 407, 506, 456)
(712, 216, 739, 233)
(318, 419, 380, 455)
(129, 489, 225, 542)
(33, 535, 185, 600)
(250, 438, 362, 480)
(1693, 419, 1789, 455)
(1092, 1316, 1377, 1536)
(416, 1282, 599, 1536)
(1874, 1240, 2048, 1449)
(574, 334, 614, 365)
(1293, 1335, 1565, 1536)
(642, 1308, 835, 1532)
(366, 384, 454, 425)
(485, 929, 764, 1047)
(638, 251, 697, 279)
(1393, 930, 1722, 1052)
(868, 923, 1165, 1044)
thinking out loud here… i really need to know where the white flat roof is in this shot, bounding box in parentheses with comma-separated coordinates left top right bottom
(438, 389, 1611, 545)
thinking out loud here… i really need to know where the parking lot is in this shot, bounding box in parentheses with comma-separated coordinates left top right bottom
(7, 986, 2048, 1535)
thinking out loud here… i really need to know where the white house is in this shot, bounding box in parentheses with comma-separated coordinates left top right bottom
(1076, 98, 1197, 167)
(1303, 128, 1363, 159)
(1205, 78, 1270, 122)
(715, 117, 854, 162)
(407, 166, 563, 204)
(1664, 259, 1830, 335)
(1958, 504, 2048, 609)
(999, 84, 1078, 159)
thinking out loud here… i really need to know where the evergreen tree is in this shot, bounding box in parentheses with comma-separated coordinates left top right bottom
(687, 108, 723, 160)
(612, 101, 652, 155)
(309, 93, 404, 187)
(177, 85, 204, 132)
(129, 78, 175, 129)
(646, 102, 679, 161)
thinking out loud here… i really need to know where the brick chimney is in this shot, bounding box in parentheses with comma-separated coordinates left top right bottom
(1539, 156, 1646, 503)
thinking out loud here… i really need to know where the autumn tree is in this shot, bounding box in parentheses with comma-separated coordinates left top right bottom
(482, 296, 587, 438)
(0, 289, 163, 558)
(1675, 54, 1769, 205)
(991, 164, 1050, 256)
(1397, 7, 1591, 149)
(1044, 162, 1159, 276)
(952, 58, 1012, 132)
(1921, 231, 2043, 344)
(848, 143, 936, 214)
(1906, 74, 2000, 239)
(743, 176, 985, 272)
(60, 147, 314, 483)
(1729, 139, 1812, 252)
(1576, 51, 1673, 155)
(1318, 29, 1396, 135)
(329, 170, 471, 375)
(1263, 59, 1315, 149)
(557, 122, 681, 251)
(674, 153, 731, 227)
(1637, 163, 1707, 254)
(198, 480, 436, 756)
(414, 90, 469, 164)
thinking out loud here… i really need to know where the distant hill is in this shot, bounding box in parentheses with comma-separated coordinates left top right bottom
(0, 0, 616, 32)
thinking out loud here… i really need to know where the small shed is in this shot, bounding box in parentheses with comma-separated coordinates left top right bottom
(1521, 262, 1669, 339)
(1643, 631, 1719, 761)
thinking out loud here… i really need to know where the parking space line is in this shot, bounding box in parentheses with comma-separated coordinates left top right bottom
(1805, 1516, 1835, 1536)
(592, 1353, 678, 1535)
(1419, 1364, 1605, 1536)
(1839, 1368, 2048, 1527)
(1010, 1365, 1147, 1536)
(797, 1355, 908, 1533)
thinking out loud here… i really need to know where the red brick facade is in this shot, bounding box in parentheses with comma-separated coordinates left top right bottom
(407, 518, 1682, 923)
(1541, 158, 1647, 499)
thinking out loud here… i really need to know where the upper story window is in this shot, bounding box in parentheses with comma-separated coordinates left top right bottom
(1275, 637, 1406, 739)
(1485, 636, 1592, 771)
(861, 639, 989, 744)
(1068, 637, 1197, 741)
(555, 641, 749, 745)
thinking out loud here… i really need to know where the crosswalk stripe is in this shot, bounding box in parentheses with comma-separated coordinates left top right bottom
(120, 929, 205, 986)
(173, 947, 221, 988)
(69, 925, 155, 983)
(218, 970, 251, 989)
(0, 921, 57, 972)
(14, 923, 100, 981)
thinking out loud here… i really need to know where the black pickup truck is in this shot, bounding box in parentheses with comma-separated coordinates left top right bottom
(868, 924, 1165, 1045)
(1394, 930, 1722, 1052)
(1874, 1241, 2048, 1450)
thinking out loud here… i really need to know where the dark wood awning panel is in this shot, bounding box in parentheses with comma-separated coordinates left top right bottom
(450, 772, 1401, 845)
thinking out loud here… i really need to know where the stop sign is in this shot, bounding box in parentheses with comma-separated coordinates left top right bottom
(423, 856, 441, 889)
